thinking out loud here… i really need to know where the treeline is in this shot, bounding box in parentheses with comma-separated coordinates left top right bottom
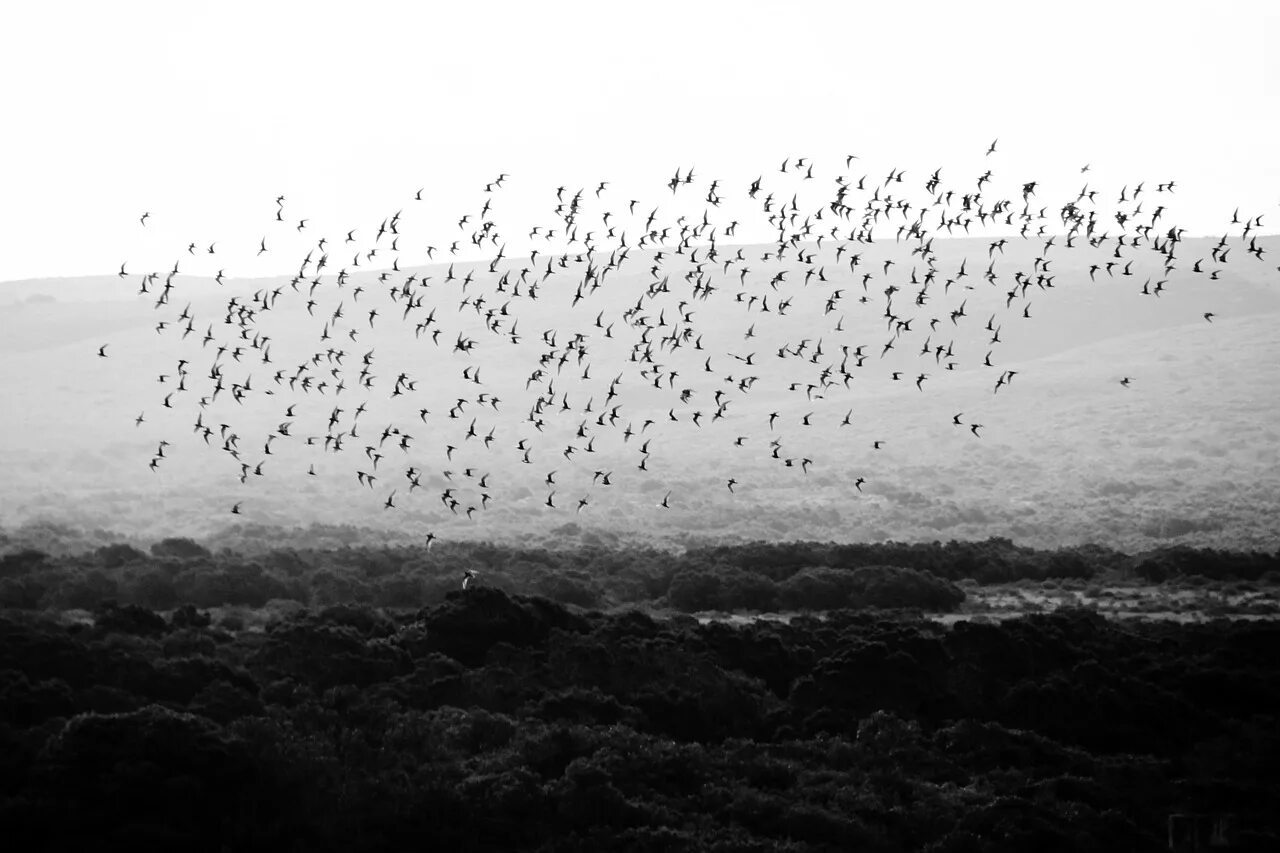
(1, 592, 1278, 850)
(2, 528, 1279, 615)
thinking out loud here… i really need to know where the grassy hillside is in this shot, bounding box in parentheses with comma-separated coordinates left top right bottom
(2, 232, 1277, 550)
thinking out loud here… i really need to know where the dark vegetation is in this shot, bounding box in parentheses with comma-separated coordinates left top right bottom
(2, 526, 1279, 850)
(3, 521, 1278, 615)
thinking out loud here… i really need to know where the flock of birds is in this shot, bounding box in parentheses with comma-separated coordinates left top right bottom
(99, 143, 1272, 546)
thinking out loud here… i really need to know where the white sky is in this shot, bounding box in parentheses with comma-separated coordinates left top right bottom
(1, 0, 1277, 282)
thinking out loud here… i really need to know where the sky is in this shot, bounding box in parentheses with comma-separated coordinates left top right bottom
(1, 0, 1277, 283)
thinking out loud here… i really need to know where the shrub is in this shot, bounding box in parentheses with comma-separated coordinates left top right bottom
(778, 565, 964, 612)
(95, 543, 147, 569)
(149, 538, 212, 561)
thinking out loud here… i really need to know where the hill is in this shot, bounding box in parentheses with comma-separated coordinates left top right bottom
(1, 233, 1277, 550)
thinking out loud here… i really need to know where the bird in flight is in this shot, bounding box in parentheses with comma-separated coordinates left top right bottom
(100, 145, 1246, 530)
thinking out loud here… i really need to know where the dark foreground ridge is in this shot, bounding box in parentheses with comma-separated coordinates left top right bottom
(2, 575, 1279, 850)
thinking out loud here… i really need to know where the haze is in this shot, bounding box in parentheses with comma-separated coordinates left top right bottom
(1, 1, 1278, 551)
(1, 1, 1277, 282)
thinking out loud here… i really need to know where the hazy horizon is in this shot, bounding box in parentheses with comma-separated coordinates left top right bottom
(2, 1, 1278, 281)
(2, 1, 1278, 553)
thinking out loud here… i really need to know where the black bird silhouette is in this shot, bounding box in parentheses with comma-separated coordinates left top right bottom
(100, 146, 1247, 527)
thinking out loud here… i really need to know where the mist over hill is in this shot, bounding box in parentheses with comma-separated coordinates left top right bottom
(1, 230, 1277, 551)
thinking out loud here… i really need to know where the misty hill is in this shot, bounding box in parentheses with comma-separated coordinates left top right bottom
(1, 234, 1277, 550)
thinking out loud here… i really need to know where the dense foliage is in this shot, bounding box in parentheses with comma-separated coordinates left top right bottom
(3, 527, 1278, 849)
(1, 591, 1277, 851)
(3, 523, 1277, 615)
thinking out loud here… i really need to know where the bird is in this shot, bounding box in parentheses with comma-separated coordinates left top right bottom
(99, 147, 1244, 530)
(462, 569, 478, 590)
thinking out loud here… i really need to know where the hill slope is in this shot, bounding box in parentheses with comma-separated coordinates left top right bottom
(2, 235, 1277, 549)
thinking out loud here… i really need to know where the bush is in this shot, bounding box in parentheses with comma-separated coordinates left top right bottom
(149, 538, 212, 561)
(95, 543, 147, 569)
(55, 570, 118, 610)
(849, 565, 966, 611)
(778, 565, 964, 611)
(667, 569, 723, 612)
(0, 548, 49, 578)
(170, 605, 213, 630)
(93, 602, 169, 636)
(126, 569, 180, 610)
